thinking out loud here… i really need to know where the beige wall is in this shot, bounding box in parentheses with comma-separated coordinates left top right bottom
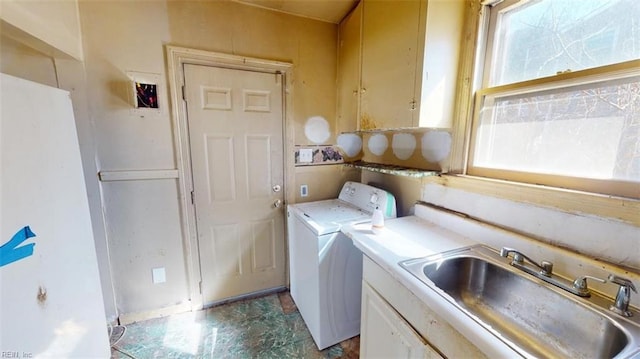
(0, 0, 83, 60)
(361, 171, 422, 217)
(294, 166, 361, 203)
(0, 36, 58, 87)
(2, 0, 346, 321)
(77, 0, 343, 318)
(78, 0, 182, 318)
(166, 0, 339, 146)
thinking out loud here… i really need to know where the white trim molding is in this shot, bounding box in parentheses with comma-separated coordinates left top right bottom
(98, 169, 179, 182)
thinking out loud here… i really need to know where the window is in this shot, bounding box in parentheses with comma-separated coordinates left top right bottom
(469, 0, 640, 199)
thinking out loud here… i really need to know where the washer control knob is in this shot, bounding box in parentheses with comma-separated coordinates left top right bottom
(370, 193, 379, 204)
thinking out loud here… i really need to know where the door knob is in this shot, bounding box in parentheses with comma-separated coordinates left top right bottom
(274, 199, 282, 208)
(272, 185, 281, 192)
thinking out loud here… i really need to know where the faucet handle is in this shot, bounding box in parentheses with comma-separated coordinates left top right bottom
(608, 274, 636, 317)
(573, 275, 606, 296)
(499, 247, 516, 257)
(608, 274, 637, 292)
(540, 260, 554, 276)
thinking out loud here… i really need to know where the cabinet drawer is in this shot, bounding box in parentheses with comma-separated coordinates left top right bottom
(363, 255, 487, 359)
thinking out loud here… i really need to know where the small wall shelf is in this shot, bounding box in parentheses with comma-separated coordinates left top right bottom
(344, 161, 441, 178)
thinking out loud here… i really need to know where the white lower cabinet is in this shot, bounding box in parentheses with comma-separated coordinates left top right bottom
(360, 256, 487, 359)
(361, 282, 442, 359)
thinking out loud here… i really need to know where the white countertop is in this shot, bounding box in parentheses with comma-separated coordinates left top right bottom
(342, 214, 528, 358)
(343, 202, 640, 359)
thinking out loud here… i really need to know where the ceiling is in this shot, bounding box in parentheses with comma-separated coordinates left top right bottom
(232, 0, 358, 24)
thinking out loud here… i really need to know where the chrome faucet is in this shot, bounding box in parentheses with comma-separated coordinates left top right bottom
(499, 247, 601, 297)
(500, 247, 554, 276)
(608, 274, 637, 317)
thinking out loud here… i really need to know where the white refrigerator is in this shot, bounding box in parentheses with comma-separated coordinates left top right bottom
(0, 73, 110, 357)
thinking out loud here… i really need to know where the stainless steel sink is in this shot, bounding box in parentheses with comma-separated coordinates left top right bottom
(400, 245, 640, 359)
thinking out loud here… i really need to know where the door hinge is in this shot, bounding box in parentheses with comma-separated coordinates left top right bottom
(181, 85, 186, 101)
(190, 190, 195, 204)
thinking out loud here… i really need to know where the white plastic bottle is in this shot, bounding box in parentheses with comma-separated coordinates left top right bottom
(371, 206, 384, 233)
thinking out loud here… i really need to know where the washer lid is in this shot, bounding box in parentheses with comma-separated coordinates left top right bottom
(291, 199, 370, 235)
(298, 199, 369, 223)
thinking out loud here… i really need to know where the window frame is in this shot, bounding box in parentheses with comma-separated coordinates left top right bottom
(465, 0, 640, 200)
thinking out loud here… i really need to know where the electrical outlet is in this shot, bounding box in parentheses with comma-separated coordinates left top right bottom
(152, 267, 166, 284)
(299, 148, 313, 163)
(300, 184, 309, 197)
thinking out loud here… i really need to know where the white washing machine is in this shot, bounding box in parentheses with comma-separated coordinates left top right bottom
(287, 181, 397, 349)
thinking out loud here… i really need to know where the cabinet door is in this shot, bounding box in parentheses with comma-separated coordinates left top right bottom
(360, 282, 442, 359)
(337, 1, 362, 133)
(360, 0, 424, 129)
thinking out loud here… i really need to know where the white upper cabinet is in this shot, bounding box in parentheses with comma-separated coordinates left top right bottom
(360, 0, 425, 130)
(337, 0, 465, 130)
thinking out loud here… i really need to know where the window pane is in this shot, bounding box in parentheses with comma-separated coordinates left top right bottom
(474, 76, 640, 182)
(491, 0, 640, 86)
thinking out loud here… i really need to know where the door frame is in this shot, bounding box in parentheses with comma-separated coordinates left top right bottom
(166, 46, 294, 310)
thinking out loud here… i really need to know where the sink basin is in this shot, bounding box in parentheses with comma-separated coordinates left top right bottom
(401, 245, 640, 359)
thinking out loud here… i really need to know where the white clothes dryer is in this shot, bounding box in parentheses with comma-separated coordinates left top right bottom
(287, 181, 397, 349)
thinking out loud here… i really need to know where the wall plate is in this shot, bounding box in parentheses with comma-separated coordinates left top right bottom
(152, 267, 166, 284)
(299, 148, 313, 163)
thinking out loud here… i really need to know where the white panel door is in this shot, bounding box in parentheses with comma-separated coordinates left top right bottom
(184, 64, 285, 304)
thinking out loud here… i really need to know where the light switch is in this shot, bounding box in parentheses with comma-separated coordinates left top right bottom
(152, 267, 166, 284)
(301, 184, 309, 197)
(299, 148, 313, 163)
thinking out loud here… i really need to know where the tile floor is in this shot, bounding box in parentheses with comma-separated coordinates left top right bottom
(110, 291, 360, 359)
